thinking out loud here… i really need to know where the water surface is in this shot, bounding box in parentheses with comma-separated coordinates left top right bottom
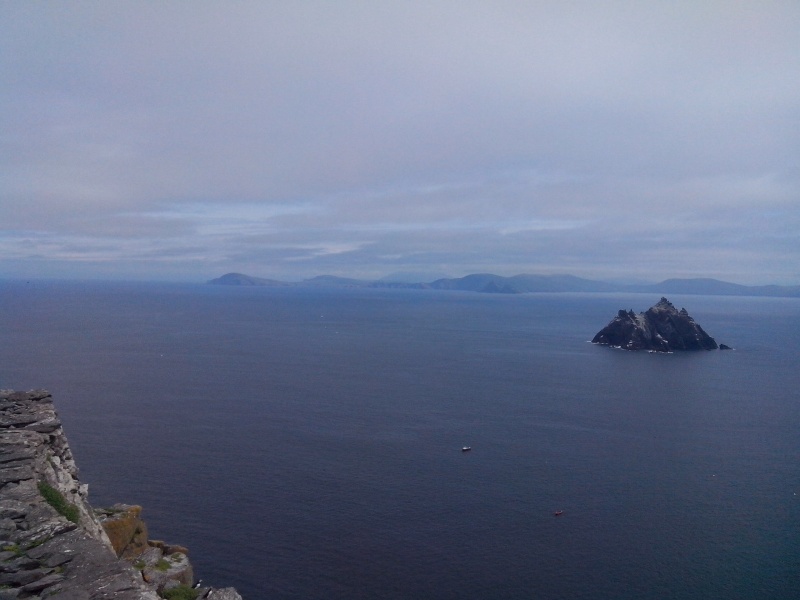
(1, 281, 798, 599)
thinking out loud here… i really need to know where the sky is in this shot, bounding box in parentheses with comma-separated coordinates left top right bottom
(1, 1, 799, 285)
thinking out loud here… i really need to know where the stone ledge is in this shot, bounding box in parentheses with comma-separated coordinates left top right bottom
(0, 390, 242, 600)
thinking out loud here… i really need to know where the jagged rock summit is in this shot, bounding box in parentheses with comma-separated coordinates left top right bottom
(592, 297, 720, 352)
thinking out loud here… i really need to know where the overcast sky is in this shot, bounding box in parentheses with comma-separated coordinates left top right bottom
(1, 1, 798, 284)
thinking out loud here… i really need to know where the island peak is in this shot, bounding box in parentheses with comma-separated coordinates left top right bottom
(592, 298, 720, 351)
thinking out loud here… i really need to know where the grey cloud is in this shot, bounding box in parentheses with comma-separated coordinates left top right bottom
(1, 1, 798, 283)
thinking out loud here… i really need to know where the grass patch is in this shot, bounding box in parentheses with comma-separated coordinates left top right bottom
(161, 585, 199, 600)
(37, 481, 80, 524)
(155, 558, 171, 571)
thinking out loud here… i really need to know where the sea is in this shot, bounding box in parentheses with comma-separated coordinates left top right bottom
(1, 280, 798, 600)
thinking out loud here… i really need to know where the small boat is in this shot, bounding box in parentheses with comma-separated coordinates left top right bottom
(553, 510, 564, 517)
(461, 446, 471, 452)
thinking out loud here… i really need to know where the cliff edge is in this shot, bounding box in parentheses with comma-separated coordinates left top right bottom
(0, 389, 242, 600)
(591, 297, 721, 351)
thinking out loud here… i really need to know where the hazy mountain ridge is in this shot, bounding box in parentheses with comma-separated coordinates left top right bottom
(208, 272, 800, 298)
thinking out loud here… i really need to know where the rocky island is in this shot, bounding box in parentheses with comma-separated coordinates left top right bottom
(592, 297, 724, 352)
(0, 389, 242, 600)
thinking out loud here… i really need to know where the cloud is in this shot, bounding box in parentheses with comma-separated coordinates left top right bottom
(1, 1, 799, 283)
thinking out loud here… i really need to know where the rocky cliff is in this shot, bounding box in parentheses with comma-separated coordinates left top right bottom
(591, 297, 720, 351)
(0, 389, 242, 600)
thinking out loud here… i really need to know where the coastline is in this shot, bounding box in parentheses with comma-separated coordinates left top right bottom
(0, 389, 242, 599)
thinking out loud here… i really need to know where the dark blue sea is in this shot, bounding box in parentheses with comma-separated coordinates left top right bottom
(1, 281, 799, 599)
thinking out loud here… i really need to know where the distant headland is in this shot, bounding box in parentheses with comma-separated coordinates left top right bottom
(208, 272, 800, 298)
(592, 297, 729, 352)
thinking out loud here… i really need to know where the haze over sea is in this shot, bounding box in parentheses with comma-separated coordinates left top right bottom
(1, 280, 798, 599)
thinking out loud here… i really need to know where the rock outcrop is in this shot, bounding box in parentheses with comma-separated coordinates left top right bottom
(592, 297, 720, 351)
(0, 389, 242, 600)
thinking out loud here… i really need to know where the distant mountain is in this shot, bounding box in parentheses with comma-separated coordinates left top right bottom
(208, 273, 429, 290)
(208, 272, 800, 298)
(426, 274, 800, 296)
(627, 278, 800, 298)
(379, 271, 450, 283)
(208, 273, 291, 286)
(429, 273, 618, 294)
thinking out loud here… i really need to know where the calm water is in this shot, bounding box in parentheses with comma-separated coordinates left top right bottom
(1, 281, 799, 599)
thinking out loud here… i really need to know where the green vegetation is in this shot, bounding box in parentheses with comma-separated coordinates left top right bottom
(155, 558, 171, 571)
(2, 544, 21, 556)
(133, 559, 146, 570)
(160, 585, 199, 600)
(24, 537, 49, 551)
(37, 481, 80, 524)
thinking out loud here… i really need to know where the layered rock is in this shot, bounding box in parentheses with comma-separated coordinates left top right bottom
(0, 389, 242, 600)
(592, 297, 720, 351)
(95, 506, 195, 594)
